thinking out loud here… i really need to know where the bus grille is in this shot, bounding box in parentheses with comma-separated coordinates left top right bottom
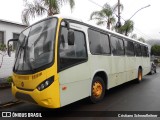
(15, 92, 37, 104)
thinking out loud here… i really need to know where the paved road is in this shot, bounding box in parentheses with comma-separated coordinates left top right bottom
(1, 68, 160, 119)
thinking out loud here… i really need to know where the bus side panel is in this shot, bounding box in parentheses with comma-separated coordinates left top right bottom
(59, 62, 91, 107)
(89, 55, 113, 89)
(142, 57, 150, 75)
(111, 56, 126, 86)
(125, 56, 137, 82)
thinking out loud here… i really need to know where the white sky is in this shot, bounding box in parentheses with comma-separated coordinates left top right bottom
(0, 0, 160, 40)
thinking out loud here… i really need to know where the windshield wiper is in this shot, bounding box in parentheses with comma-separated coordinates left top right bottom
(14, 37, 33, 71)
(22, 39, 33, 71)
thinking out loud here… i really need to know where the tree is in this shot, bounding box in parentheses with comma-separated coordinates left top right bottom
(151, 45, 160, 56)
(130, 33, 137, 39)
(22, 0, 75, 25)
(118, 20, 134, 36)
(90, 3, 123, 30)
(138, 37, 145, 43)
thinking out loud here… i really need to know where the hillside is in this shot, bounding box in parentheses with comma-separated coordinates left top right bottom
(146, 39, 160, 46)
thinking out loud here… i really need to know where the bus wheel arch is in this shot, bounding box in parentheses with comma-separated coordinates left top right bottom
(90, 71, 108, 103)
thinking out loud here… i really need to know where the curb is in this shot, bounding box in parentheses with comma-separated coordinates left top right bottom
(0, 100, 22, 108)
(0, 78, 11, 88)
(0, 83, 11, 88)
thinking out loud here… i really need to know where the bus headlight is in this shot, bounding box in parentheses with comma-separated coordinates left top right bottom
(37, 76, 54, 91)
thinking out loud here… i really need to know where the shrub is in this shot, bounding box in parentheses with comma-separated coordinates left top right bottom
(7, 76, 13, 83)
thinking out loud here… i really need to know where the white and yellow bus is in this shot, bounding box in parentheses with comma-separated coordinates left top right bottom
(7, 15, 150, 108)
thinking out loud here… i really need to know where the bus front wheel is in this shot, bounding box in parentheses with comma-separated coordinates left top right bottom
(90, 76, 105, 103)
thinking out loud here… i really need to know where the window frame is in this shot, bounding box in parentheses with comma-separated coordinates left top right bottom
(58, 24, 88, 72)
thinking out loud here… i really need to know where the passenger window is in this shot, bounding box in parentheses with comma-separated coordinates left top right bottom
(88, 29, 110, 55)
(59, 27, 87, 70)
(135, 43, 142, 57)
(110, 36, 125, 56)
(124, 40, 135, 56)
(141, 46, 148, 57)
(100, 33, 110, 54)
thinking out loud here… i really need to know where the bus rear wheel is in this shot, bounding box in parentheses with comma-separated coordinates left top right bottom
(137, 69, 142, 83)
(90, 76, 105, 103)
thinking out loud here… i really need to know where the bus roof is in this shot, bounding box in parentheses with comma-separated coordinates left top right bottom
(31, 14, 149, 46)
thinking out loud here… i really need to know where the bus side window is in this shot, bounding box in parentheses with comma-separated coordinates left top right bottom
(135, 43, 142, 57)
(59, 27, 87, 70)
(124, 40, 135, 56)
(88, 29, 110, 55)
(110, 36, 124, 56)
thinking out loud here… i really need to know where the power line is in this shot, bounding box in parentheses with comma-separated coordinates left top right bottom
(87, 0, 155, 40)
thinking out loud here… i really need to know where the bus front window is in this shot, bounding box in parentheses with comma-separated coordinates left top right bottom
(14, 18, 57, 72)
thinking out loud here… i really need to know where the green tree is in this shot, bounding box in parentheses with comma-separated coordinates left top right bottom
(138, 37, 145, 43)
(130, 33, 137, 39)
(22, 0, 75, 25)
(118, 20, 134, 36)
(90, 3, 123, 30)
(151, 45, 160, 56)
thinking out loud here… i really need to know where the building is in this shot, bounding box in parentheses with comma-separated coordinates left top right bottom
(0, 19, 27, 78)
(0, 19, 27, 47)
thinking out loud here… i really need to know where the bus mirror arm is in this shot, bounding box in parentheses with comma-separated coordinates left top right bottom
(62, 20, 70, 30)
(7, 38, 18, 57)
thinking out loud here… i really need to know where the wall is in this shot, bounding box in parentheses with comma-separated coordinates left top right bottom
(0, 21, 26, 44)
(0, 52, 15, 78)
(0, 21, 26, 79)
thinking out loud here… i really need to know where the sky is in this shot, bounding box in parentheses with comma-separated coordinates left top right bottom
(0, 0, 160, 41)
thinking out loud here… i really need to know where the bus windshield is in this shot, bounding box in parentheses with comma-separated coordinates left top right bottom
(14, 18, 57, 72)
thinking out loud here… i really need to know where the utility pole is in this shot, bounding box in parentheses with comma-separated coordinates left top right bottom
(116, 0, 121, 28)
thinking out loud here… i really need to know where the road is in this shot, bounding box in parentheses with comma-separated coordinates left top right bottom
(1, 68, 160, 119)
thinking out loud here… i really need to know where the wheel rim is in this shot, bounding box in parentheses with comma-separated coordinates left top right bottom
(92, 81, 103, 98)
(138, 71, 142, 81)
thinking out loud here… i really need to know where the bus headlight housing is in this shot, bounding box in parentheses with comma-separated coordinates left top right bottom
(37, 76, 54, 91)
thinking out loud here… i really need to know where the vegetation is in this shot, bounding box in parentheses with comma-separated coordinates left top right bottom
(7, 76, 13, 83)
(90, 3, 123, 30)
(151, 45, 160, 56)
(118, 20, 134, 36)
(0, 44, 7, 51)
(138, 37, 145, 43)
(130, 34, 137, 39)
(22, 0, 75, 25)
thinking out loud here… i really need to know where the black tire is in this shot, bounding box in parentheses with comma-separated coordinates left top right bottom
(136, 68, 142, 83)
(90, 76, 105, 103)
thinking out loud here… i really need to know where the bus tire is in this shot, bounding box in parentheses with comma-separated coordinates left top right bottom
(90, 76, 105, 103)
(136, 68, 142, 83)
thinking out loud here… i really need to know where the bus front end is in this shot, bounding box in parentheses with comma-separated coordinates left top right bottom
(11, 17, 61, 108)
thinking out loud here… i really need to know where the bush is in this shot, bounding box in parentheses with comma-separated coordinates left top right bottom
(7, 76, 13, 83)
(0, 44, 7, 51)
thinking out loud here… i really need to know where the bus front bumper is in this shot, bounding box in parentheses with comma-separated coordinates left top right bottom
(12, 80, 60, 108)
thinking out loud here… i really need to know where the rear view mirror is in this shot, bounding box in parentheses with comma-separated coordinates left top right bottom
(68, 30, 75, 45)
(7, 38, 18, 57)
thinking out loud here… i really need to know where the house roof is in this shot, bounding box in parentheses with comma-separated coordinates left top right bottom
(0, 19, 27, 27)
